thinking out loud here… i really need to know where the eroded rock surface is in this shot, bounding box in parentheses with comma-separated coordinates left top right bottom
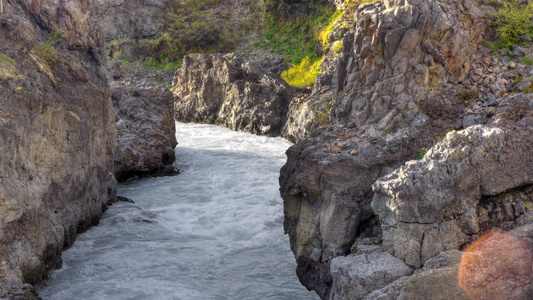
(109, 62, 177, 181)
(172, 53, 294, 136)
(281, 0, 486, 297)
(0, 0, 116, 297)
(373, 95, 533, 269)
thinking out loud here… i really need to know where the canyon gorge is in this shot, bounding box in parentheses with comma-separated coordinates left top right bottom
(1, 0, 533, 299)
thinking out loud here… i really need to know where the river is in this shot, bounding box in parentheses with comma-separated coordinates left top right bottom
(36, 123, 318, 300)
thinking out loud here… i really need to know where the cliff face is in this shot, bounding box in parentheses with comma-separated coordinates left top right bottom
(173, 53, 294, 137)
(280, 0, 533, 299)
(99, 0, 168, 42)
(0, 0, 116, 297)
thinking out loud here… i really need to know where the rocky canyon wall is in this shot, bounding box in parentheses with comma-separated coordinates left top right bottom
(280, 0, 533, 299)
(0, 0, 116, 297)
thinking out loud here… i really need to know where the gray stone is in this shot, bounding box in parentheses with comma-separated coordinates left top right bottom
(483, 96, 498, 107)
(513, 46, 527, 57)
(330, 250, 414, 300)
(474, 111, 488, 124)
(363, 251, 467, 300)
(110, 65, 178, 181)
(513, 78, 532, 92)
(462, 114, 477, 128)
(520, 34, 532, 43)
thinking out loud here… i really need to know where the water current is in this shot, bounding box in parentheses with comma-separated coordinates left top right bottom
(37, 123, 319, 300)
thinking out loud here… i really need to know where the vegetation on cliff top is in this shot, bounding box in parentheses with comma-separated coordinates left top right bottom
(478, 0, 533, 48)
(280, 0, 380, 89)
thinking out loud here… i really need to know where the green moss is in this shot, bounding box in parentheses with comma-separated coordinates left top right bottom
(0, 53, 14, 65)
(143, 59, 183, 74)
(418, 148, 428, 159)
(282, 56, 323, 89)
(520, 56, 533, 65)
(457, 88, 479, 104)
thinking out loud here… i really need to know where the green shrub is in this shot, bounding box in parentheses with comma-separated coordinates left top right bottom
(33, 29, 66, 69)
(143, 59, 183, 74)
(520, 55, 533, 65)
(490, 0, 533, 46)
(418, 148, 428, 160)
(118, 59, 132, 67)
(259, 1, 336, 64)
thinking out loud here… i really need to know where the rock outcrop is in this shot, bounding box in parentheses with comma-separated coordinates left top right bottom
(372, 95, 533, 269)
(280, 0, 533, 299)
(109, 61, 178, 181)
(0, 0, 116, 297)
(329, 245, 414, 300)
(172, 53, 294, 136)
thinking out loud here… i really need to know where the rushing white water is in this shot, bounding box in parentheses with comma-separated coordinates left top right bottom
(37, 123, 318, 300)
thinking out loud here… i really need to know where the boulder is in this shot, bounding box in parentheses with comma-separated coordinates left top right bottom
(363, 251, 468, 300)
(111, 75, 178, 181)
(330, 247, 414, 300)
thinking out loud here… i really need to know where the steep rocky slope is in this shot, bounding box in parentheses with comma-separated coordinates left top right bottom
(162, 0, 533, 298)
(0, 0, 116, 297)
(279, 0, 533, 299)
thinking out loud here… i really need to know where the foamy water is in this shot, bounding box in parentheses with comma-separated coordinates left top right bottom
(36, 123, 318, 300)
